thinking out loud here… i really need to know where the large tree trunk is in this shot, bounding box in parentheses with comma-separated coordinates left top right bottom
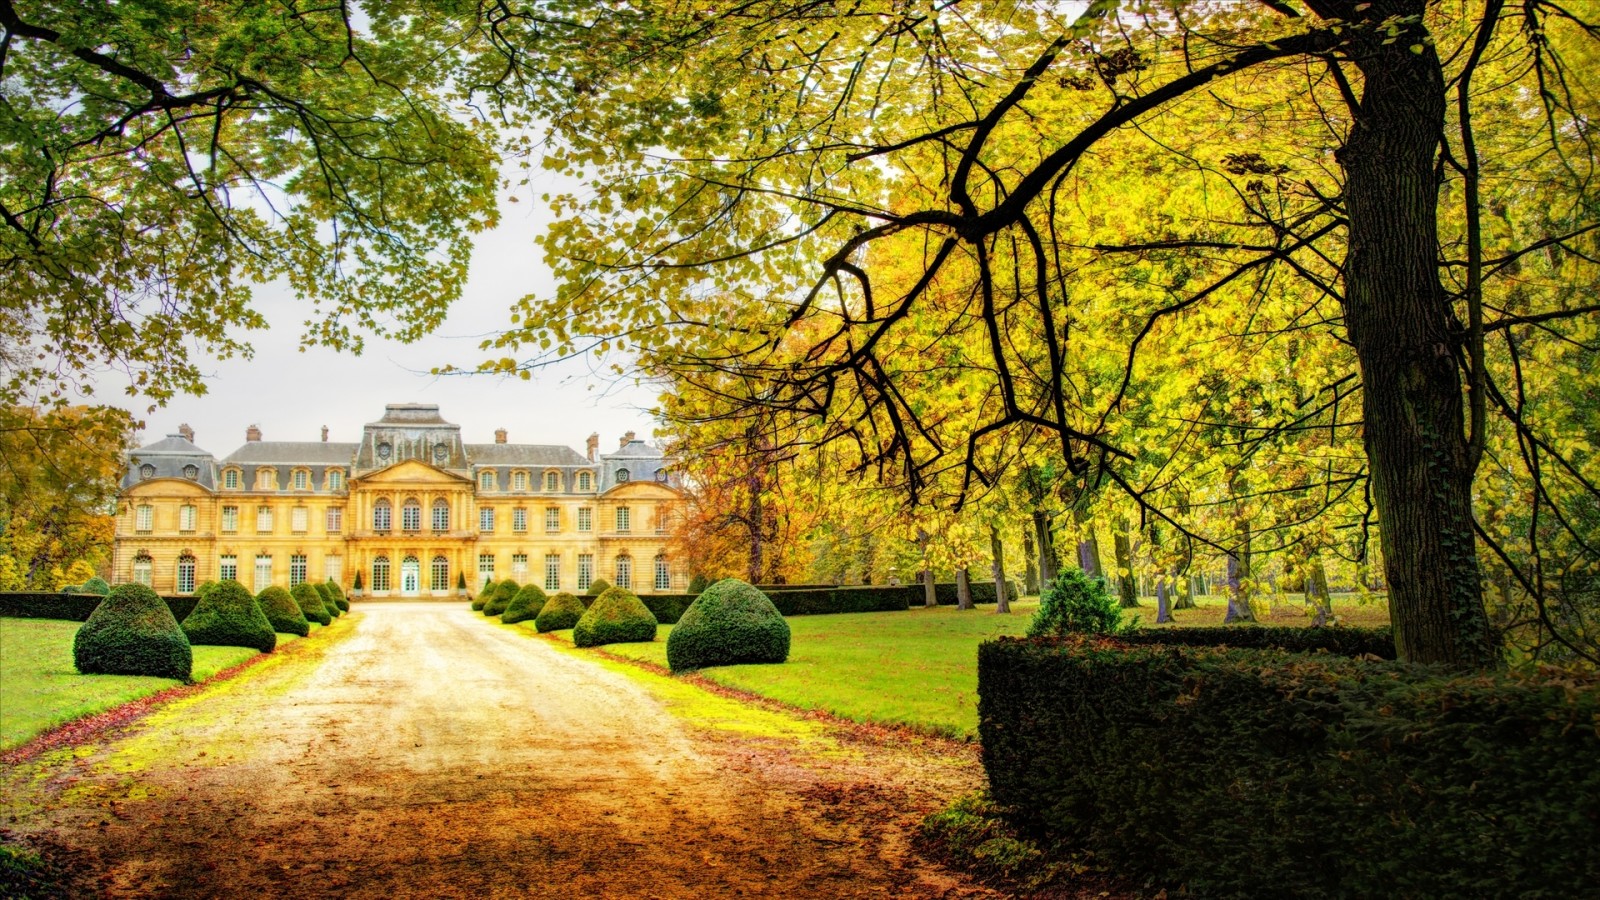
(1020, 527, 1039, 596)
(990, 524, 1011, 614)
(1074, 506, 1103, 578)
(1327, 0, 1498, 667)
(1307, 551, 1333, 627)
(745, 468, 764, 584)
(1113, 516, 1139, 608)
(1149, 523, 1174, 623)
(917, 528, 937, 608)
(956, 566, 973, 610)
(1032, 509, 1059, 590)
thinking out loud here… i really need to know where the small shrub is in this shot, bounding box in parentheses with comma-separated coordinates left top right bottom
(314, 582, 342, 618)
(256, 586, 310, 636)
(291, 582, 331, 626)
(583, 577, 612, 597)
(472, 580, 494, 611)
(484, 579, 520, 616)
(73, 582, 192, 679)
(181, 579, 276, 652)
(502, 584, 548, 624)
(324, 579, 349, 612)
(573, 586, 658, 647)
(922, 794, 1048, 883)
(535, 591, 586, 633)
(1027, 569, 1128, 637)
(81, 576, 111, 597)
(667, 578, 790, 671)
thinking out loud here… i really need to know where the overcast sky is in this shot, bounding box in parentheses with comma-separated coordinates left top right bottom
(110, 172, 666, 459)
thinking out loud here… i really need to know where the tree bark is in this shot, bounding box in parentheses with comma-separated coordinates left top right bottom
(1307, 551, 1333, 627)
(1113, 516, 1139, 608)
(990, 524, 1011, 614)
(1314, 0, 1499, 668)
(917, 528, 937, 608)
(1032, 509, 1059, 590)
(1020, 527, 1039, 596)
(1074, 506, 1103, 578)
(956, 566, 973, 610)
(1149, 523, 1174, 623)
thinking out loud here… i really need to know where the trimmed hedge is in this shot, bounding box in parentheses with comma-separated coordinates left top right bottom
(932, 581, 1021, 605)
(472, 580, 494, 611)
(978, 637, 1600, 898)
(484, 580, 520, 617)
(764, 585, 913, 616)
(0, 591, 195, 622)
(639, 593, 694, 624)
(292, 582, 332, 626)
(256, 586, 310, 636)
(502, 584, 548, 625)
(73, 583, 192, 680)
(667, 578, 790, 671)
(573, 586, 658, 647)
(583, 577, 613, 598)
(535, 591, 586, 633)
(182, 579, 276, 652)
(1118, 625, 1396, 658)
(325, 579, 350, 612)
(81, 576, 112, 596)
(314, 582, 342, 618)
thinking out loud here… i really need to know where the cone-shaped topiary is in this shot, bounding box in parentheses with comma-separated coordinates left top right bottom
(325, 579, 350, 612)
(535, 591, 586, 633)
(81, 576, 112, 597)
(502, 584, 548, 625)
(484, 579, 519, 616)
(583, 577, 612, 597)
(472, 580, 494, 611)
(256, 586, 310, 636)
(314, 582, 342, 618)
(291, 582, 332, 626)
(74, 582, 192, 679)
(573, 586, 658, 647)
(181, 579, 276, 652)
(667, 578, 790, 671)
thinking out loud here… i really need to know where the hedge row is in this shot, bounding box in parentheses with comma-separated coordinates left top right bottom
(978, 637, 1600, 898)
(932, 580, 1021, 606)
(1, 591, 195, 622)
(1117, 624, 1396, 658)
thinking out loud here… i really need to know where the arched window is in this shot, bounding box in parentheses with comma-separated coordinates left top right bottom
(327, 469, 344, 491)
(615, 468, 630, 483)
(479, 470, 495, 491)
(431, 556, 450, 592)
(183, 464, 199, 480)
(544, 471, 560, 492)
(402, 498, 421, 531)
(577, 471, 594, 491)
(614, 554, 632, 590)
(177, 554, 197, 594)
(512, 470, 528, 491)
(373, 498, 392, 531)
(140, 464, 155, 479)
(372, 556, 391, 592)
(293, 469, 309, 490)
(132, 553, 153, 586)
(654, 555, 670, 591)
(223, 468, 240, 489)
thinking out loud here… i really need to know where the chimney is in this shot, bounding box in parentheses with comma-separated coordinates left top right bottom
(620, 430, 636, 449)
(246, 424, 262, 442)
(178, 423, 195, 443)
(586, 432, 599, 462)
(495, 428, 508, 444)
(321, 425, 329, 443)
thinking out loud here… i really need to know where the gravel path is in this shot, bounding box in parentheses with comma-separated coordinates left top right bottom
(1, 603, 995, 899)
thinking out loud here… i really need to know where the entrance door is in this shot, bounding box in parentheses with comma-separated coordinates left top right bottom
(401, 556, 421, 596)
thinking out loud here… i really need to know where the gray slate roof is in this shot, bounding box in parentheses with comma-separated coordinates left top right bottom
(123, 434, 219, 490)
(223, 442, 359, 465)
(465, 444, 590, 467)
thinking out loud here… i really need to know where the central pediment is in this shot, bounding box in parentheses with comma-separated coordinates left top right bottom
(350, 459, 472, 486)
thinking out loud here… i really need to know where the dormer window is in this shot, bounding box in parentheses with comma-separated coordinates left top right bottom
(655, 468, 669, 483)
(293, 469, 309, 491)
(616, 469, 630, 483)
(544, 471, 560, 492)
(512, 470, 528, 492)
(479, 470, 496, 491)
(327, 469, 344, 491)
(577, 471, 594, 491)
(223, 468, 240, 489)
(183, 464, 199, 480)
(140, 464, 155, 479)
(256, 468, 277, 491)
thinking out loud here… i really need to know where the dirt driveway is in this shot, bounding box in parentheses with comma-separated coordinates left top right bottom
(2, 603, 997, 899)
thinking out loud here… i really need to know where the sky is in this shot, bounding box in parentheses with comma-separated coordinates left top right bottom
(109, 173, 667, 459)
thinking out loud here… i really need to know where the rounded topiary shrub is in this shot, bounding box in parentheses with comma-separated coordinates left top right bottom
(484, 579, 519, 617)
(573, 586, 658, 647)
(73, 582, 192, 679)
(583, 577, 612, 598)
(291, 582, 332, 626)
(472, 580, 494, 611)
(1027, 569, 1128, 637)
(666, 578, 790, 671)
(81, 576, 112, 597)
(502, 584, 548, 625)
(181, 579, 276, 652)
(325, 579, 350, 612)
(535, 591, 586, 633)
(256, 586, 310, 637)
(314, 582, 342, 619)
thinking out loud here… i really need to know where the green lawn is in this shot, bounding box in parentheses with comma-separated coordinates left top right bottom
(526, 591, 1390, 739)
(0, 618, 299, 750)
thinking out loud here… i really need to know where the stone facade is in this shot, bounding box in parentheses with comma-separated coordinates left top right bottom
(113, 405, 684, 598)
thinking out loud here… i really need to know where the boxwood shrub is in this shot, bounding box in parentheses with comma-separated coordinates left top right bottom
(667, 578, 790, 671)
(314, 582, 342, 618)
(502, 584, 548, 625)
(573, 586, 658, 647)
(291, 582, 332, 626)
(73, 583, 192, 680)
(1118, 624, 1396, 658)
(472, 580, 494, 611)
(763, 585, 914, 616)
(640, 593, 693, 625)
(582, 577, 613, 598)
(81, 576, 112, 597)
(256, 586, 310, 636)
(0, 592, 104, 621)
(483, 579, 520, 616)
(182, 579, 276, 652)
(324, 579, 350, 612)
(978, 636, 1600, 898)
(535, 591, 587, 633)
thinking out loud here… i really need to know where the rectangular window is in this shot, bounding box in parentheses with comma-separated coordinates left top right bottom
(615, 506, 630, 533)
(179, 504, 197, 533)
(291, 506, 309, 533)
(512, 507, 527, 533)
(615, 555, 632, 590)
(326, 507, 343, 533)
(177, 558, 196, 594)
(512, 553, 528, 579)
(655, 506, 668, 535)
(478, 553, 494, 587)
(655, 557, 671, 591)
(224, 469, 239, 489)
(513, 471, 528, 491)
(325, 556, 342, 584)
(294, 469, 308, 490)
(402, 503, 420, 531)
(372, 558, 391, 592)
(219, 554, 238, 582)
(374, 503, 391, 532)
(258, 470, 276, 491)
(432, 503, 449, 531)
(328, 470, 343, 491)
(480, 507, 495, 533)
(254, 554, 272, 592)
(256, 506, 273, 533)
(545, 507, 560, 532)
(577, 554, 594, 592)
(133, 558, 152, 586)
(545, 554, 560, 591)
(221, 505, 238, 533)
(290, 554, 307, 587)
(577, 508, 592, 533)
(135, 504, 153, 532)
